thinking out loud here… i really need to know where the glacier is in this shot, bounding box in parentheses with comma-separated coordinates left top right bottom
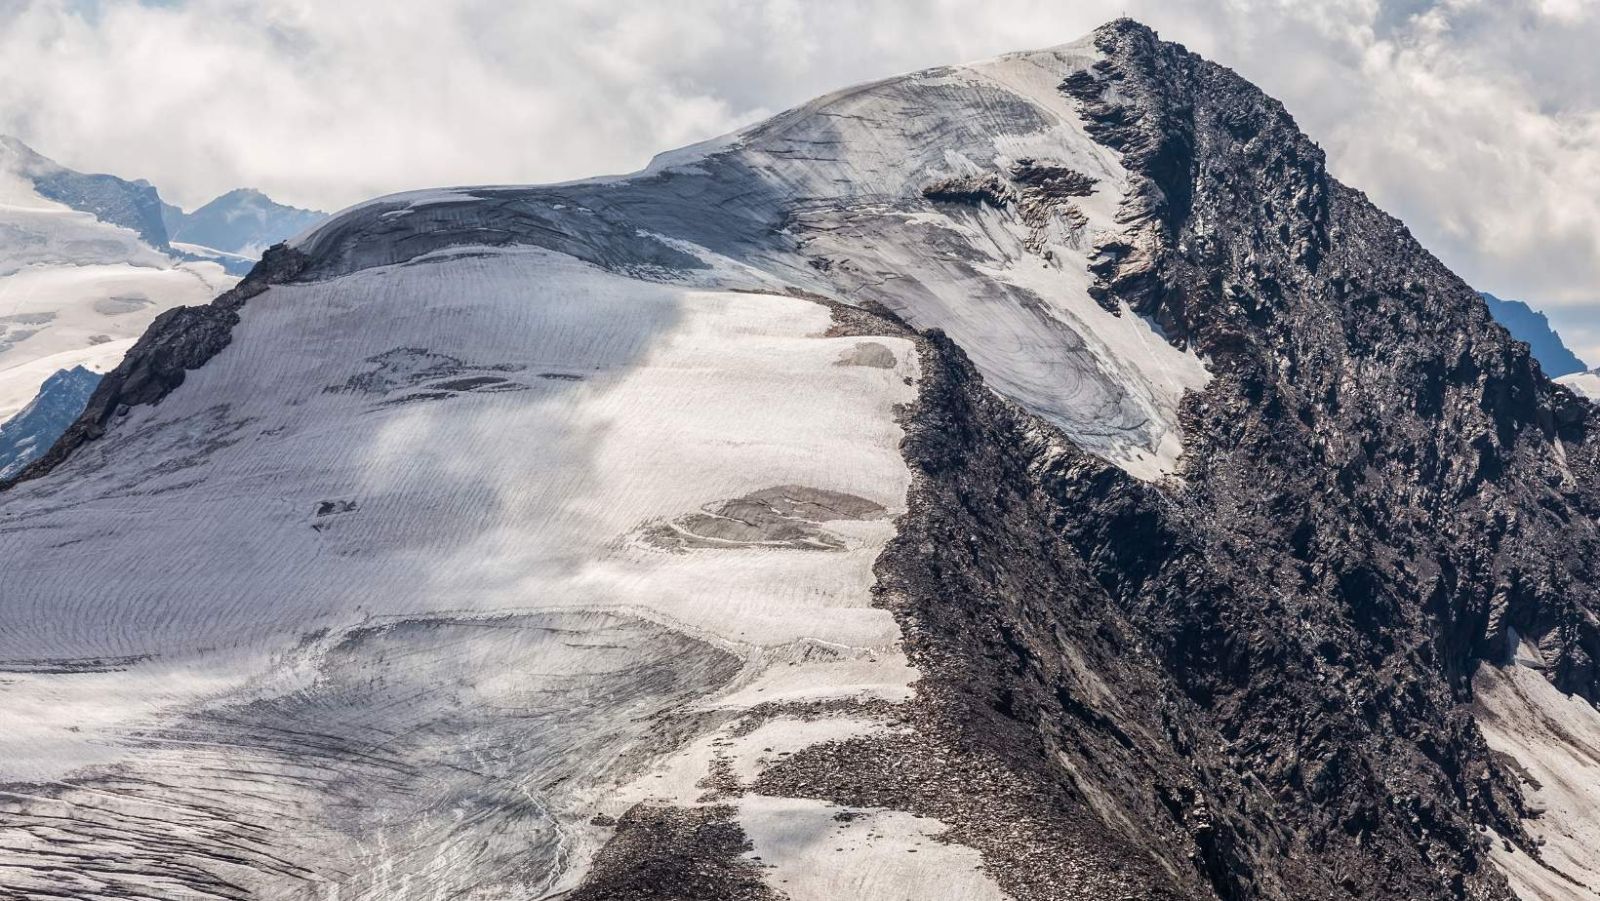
(2, 21, 1598, 901)
(0, 35, 1177, 900)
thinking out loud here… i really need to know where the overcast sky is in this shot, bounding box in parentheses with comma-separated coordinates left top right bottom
(2, 0, 1597, 362)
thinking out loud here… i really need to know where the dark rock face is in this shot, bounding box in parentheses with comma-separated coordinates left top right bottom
(723, 17, 1600, 901)
(1074, 18, 1600, 698)
(2, 243, 307, 488)
(568, 805, 778, 901)
(1481, 292, 1588, 378)
(925, 17, 1600, 898)
(0, 366, 101, 480)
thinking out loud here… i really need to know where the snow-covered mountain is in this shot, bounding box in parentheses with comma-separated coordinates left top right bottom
(163, 187, 327, 261)
(3, 21, 1599, 901)
(0, 135, 171, 250)
(1482, 292, 1588, 377)
(0, 136, 236, 424)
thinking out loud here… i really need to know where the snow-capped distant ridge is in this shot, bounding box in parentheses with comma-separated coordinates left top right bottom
(0, 134, 171, 249)
(1560, 367, 1600, 402)
(1481, 291, 1588, 377)
(1, 134, 324, 272)
(164, 186, 327, 259)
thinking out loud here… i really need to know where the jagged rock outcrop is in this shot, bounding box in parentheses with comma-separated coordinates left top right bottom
(1046, 20, 1600, 896)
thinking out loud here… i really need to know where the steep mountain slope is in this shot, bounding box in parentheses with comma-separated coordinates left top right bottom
(164, 187, 327, 260)
(1481, 293, 1587, 378)
(0, 137, 236, 420)
(3, 20, 1598, 901)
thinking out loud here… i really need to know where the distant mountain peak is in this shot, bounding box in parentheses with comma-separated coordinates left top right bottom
(0, 135, 171, 249)
(3, 136, 327, 264)
(164, 186, 326, 258)
(1481, 291, 1588, 376)
(0, 364, 101, 480)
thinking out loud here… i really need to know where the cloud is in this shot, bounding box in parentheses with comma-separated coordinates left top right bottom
(1, 0, 1596, 361)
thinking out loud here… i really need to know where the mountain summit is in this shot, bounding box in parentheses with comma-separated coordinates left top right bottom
(162, 187, 327, 258)
(2, 20, 1597, 901)
(1481, 292, 1588, 377)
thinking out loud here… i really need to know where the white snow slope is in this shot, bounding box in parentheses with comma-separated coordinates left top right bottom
(0, 140, 237, 419)
(0, 38, 1209, 900)
(1559, 368, 1600, 403)
(1477, 646, 1600, 901)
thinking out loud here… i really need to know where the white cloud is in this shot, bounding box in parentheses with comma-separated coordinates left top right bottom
(0, 0, 1596, 361)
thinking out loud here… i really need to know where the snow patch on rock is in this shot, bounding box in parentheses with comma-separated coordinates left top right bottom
(1475, 655, 1600, 900)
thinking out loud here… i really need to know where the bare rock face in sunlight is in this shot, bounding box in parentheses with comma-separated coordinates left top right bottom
(3, 19, 1599, 901)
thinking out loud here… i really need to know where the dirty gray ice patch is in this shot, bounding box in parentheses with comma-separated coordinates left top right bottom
(295, 191, 713, 281)
(835, 342, 898, 369)
(466, 155, 797, 277)
(0, 312, 55, 353)
(327, 346, 528, 406)
(0, 611, 743, 901)
(91, 294, 154, 316)
(0, 313, 57, 326)
(0, 654, 149, 674)
(740, 75, 1053, 203)
(641, 485, 888, 552)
